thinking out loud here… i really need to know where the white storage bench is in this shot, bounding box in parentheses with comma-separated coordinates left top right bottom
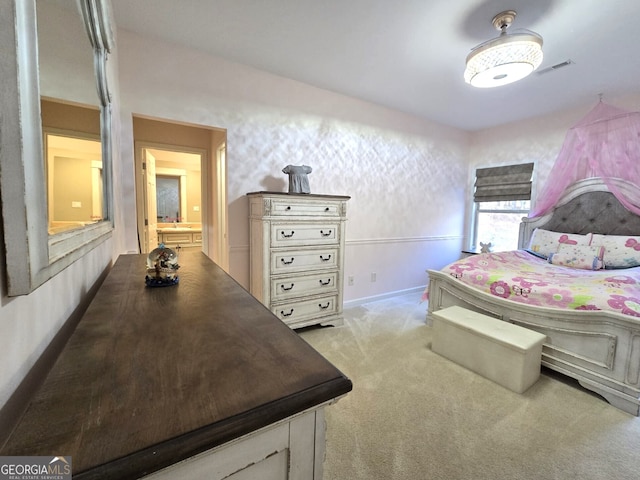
(431, 306, 547, 393)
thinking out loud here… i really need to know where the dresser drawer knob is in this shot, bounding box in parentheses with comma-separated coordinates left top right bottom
(319, 254, 331, 262)
(320, 229, 332, 237)
(286, 206, 291, 211)
(324, 207, 330, 212)
(319, 279, 331, 286)
(281, 283, 295, 291)
(281, 230, 295, 238)
(281, 309, 294, 317)
(318, 302, 331, 310)
(281, 257, 295, 265)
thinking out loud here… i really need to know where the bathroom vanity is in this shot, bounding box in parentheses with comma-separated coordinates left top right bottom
(157, 223, 202, 248)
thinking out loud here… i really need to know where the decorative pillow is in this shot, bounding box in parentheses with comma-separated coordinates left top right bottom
(591, 234, 640, 269)
(548, 244, 605, 270)
(528, 229, 592, 259)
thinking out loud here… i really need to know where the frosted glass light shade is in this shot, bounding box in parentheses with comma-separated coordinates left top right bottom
(465, 32, 543, 88)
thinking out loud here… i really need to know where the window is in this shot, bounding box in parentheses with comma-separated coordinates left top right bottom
(473, 163, 534, 252)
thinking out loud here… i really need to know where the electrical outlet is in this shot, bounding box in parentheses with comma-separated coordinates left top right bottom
(371, 272, 376, 282)
(348, 276, 354, 286)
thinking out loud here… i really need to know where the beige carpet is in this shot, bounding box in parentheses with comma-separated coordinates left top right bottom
(299, 293, 640, 480)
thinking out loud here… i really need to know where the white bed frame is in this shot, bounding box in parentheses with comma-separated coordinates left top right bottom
(428, 178, 640, 415)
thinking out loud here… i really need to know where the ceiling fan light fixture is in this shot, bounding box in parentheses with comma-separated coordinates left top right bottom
(464, 10, 543, 88)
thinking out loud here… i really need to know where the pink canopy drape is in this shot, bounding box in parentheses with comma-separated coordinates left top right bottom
(529, 102, 640, 218)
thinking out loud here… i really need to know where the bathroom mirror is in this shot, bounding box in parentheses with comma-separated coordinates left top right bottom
(0, 0, 114, 296)
(156, 176, 182, 222)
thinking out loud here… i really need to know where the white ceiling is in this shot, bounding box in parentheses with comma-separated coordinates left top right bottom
(111, 0, 640, 131)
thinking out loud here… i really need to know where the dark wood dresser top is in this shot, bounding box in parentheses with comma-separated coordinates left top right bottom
(246, 191, 351, 200)
(1, 252, 352, 479)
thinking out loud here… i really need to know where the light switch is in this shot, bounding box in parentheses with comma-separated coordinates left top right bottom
(193, 206, 200, 211)
(72, 201, 82, 208)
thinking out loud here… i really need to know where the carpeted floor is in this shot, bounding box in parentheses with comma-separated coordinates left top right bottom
(298, 293, 640, 480)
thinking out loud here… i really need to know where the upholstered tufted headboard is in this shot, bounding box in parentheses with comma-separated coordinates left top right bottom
(519, 178, 640, 249)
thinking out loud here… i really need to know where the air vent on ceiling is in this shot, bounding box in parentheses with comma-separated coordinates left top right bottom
(536, 60, 574, 75)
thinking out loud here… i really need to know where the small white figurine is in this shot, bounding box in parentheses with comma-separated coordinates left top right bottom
(480, 242, 492, 253)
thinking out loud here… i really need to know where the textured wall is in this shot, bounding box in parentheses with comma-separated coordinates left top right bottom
(116, 30, 469, 299)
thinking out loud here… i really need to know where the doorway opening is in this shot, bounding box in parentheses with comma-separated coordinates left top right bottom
(140, 146, 204, 253)
(133, 116, 228, 271)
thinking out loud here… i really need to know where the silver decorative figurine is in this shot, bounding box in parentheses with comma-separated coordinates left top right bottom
(282, 165, 312, 194)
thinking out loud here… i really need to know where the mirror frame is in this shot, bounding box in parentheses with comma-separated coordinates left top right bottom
(0, 0, 114, 296)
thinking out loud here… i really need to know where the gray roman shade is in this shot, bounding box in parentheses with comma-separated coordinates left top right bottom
(474, 163, 534, 202)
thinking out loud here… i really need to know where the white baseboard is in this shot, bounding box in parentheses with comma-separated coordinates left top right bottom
(343, 285, 426, 309)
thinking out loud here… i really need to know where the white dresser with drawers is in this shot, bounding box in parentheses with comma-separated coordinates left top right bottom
(247, 192, 350, 329)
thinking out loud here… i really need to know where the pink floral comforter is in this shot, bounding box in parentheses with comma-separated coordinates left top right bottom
(437, 250, 640, 318)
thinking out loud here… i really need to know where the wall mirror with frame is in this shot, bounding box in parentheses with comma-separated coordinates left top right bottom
(0, 0, 114, 296)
